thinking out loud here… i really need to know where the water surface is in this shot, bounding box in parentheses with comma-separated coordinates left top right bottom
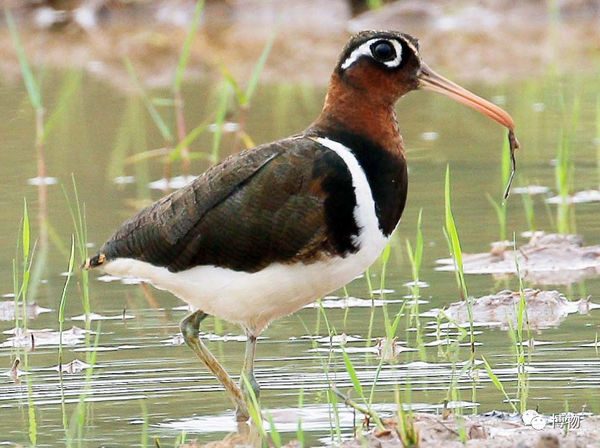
(0, 68, 599, 446)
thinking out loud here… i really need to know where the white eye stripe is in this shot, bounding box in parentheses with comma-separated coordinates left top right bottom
(340, 38, 404, 70)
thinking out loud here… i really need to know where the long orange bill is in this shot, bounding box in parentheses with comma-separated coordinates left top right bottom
(418, 62, 515, 130)
(418, 62, 520, 199)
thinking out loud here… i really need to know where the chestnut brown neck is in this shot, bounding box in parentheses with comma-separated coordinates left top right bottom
(309, 72, 405, 156)
(306, 72, 409, 237)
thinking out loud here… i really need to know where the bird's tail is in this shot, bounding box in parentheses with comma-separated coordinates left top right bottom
(82, 253, 106, 270)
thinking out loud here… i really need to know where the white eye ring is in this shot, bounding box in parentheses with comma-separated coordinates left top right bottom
(341, 38, 403, 71)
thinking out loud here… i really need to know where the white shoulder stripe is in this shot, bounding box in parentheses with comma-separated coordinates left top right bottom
(340, 38, 403, 70)
(313, 137, 385, 246)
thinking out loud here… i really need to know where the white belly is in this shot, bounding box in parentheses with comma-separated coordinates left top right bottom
(103, 137, 395, 335)
(104, 240, 386, 335)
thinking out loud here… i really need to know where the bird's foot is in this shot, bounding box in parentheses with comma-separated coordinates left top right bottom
(235, 402, 250, 422)
(181, 310, 249, 421)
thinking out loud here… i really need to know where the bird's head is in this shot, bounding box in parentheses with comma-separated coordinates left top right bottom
(333, 30, 515, 129)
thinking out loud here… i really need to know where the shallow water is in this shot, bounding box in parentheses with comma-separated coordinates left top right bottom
(0, 66, 599, 446)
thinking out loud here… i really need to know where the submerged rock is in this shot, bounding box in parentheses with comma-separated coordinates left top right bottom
(436, 233, 600, 285)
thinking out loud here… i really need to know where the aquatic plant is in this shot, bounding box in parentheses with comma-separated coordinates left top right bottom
(481, 356, 518, 413)
(121, 0, 205, 181)
(124, 57, 174, 145)
(63, 178, 91, 326)
(12, 201, 38, 446)
(510, 238, 531, 413)
(242, 372, 271, 443)
(58, 237, 76, 434)
(554, 97, 579, 234)
(221, 28, 277, 153)
(173, 0, 205, 175)
(479, 239, 531, 414)
(405, 209, 425, 353)
(66, 323, 101, 445)
(443, 166, 475, 358)
(6, 10, 52, 312)
(395, 386, 418, 447)
(297, 389, 305, 448)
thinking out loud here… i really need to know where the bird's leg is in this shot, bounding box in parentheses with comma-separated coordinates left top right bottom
(240, 333, 260, 401)
(180, 310, 249, 422)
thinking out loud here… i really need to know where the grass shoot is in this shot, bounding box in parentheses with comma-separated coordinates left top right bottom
(443, 166, 476, 360)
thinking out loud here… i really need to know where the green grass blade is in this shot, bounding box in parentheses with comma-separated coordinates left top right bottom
(27, 380, 37, 446)
(22, 200, 30, 267)
(43, 71, 82, 140)
(173, 0, 204, 91)
(439, 311, 468, 340)
(169, 120, 209, 161)
(265, 412, 282, 447)
(482, 356, 518, 413)
(108, 98, 137, 180)
(211, 81, 232, 162)
(6, 9, 42, 110)
(297, 389, 304, 448)
(342, 348, 365, 402)
(244, 28, 277, 106)
(58, 236, 75, 363)
(241, 373, 267, 438)
(408, 208, 424, 280)
(444, 166, 468, 298)
(63, 177, 91, 323)
(327, 388, 342, 443)
(379, 241, 392, 300)
(368, 303, 406, 407)
(124, 57, 174, 142)
(220, 64, 247, 105)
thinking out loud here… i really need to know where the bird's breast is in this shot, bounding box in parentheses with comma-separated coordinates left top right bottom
(313, 130, 408, 245)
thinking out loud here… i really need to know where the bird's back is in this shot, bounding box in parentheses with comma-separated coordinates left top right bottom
(88, 135, 362, 275)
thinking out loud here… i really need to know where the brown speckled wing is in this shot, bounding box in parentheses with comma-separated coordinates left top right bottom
(96, 136, 358, 273)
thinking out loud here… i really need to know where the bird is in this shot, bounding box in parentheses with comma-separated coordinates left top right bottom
(84, 30, 516, 422)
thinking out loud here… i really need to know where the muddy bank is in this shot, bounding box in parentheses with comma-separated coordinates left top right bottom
(339, 413, 600, 448)
(1, 0, 599, 93)
(178, 413, 600, 448)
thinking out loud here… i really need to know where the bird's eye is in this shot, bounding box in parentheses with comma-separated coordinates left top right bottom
(371, 41, 396, 62)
